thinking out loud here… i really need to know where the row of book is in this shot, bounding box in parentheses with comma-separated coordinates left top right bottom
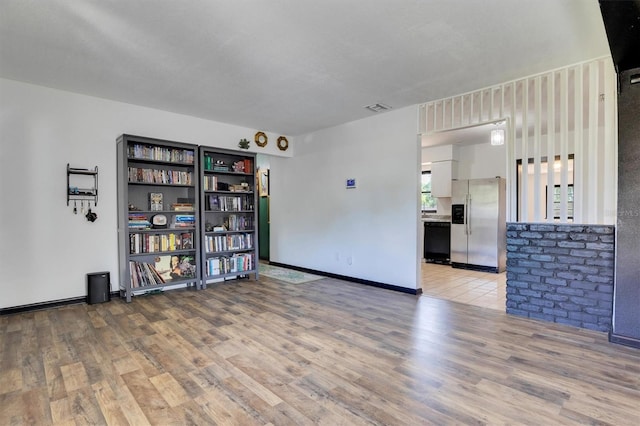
(130, 232, 193, 254)
(128, 167, 193, 185)
(128, 214, 194, 230)
(128, 144, 195, 164)
(203, 156, 252, 173)
(129, 261, 165, 288)
(129, 255, 197, 288)
(206, 194, 253, 211)
(129, 213, 152, 229)
(203, 177, 252, 192)
(224, 214, 254, 231)
(205, 253, 254, 276)
(203, 175, 218, 191)
(204, 233, 254, 253)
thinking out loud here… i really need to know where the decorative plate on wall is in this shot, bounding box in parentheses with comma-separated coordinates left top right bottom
(277, 136, 289, 151)
(255, 131, 268, 147)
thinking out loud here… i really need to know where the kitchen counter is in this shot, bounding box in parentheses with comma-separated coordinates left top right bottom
(422, 214, 451, 223)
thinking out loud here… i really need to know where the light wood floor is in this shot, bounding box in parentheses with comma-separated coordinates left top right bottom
(422, 262, 506, 311)
(2, 274, 640, 425)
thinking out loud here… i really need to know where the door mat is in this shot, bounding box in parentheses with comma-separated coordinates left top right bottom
(259, 264, 323, 284)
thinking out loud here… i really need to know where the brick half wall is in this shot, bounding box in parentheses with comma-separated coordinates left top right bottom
(506, 223, 614, 332)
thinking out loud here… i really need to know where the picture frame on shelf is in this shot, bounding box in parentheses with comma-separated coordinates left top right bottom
(149, 192, 163, 211)
(259, 169, 269, 197)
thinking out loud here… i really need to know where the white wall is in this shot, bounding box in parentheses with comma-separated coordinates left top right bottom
(0, 78, 290, 309)
(456, 142, 506, 180)
(269, 106, 421, 290)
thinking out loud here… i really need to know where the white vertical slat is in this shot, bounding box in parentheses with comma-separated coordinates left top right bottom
(418, 104, 426, 134)
(450, 96, 455, 128)
(431, 102, 437, 133)
(547, 72, 555, 222)
(489, 88, 495, 120)
(442, 100, 447, 130)
(499, 86, 504, 119)
(470, 93, 474, 126)
(521, 79, 529, 222)
(603, 58, 617, 224)
(560, 68, 569, 223)
(507, 82, 518, 221)
(533, 76, 542, 222)
(479, 90, 484, 124)
(588, 61, 599, 224)
(461, 95, 466, 126)
(573, 65, 583, 223)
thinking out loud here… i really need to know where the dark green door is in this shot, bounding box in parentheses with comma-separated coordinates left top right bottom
(258, 196, 270, 260)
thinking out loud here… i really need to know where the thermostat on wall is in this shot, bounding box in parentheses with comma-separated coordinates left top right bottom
(346, 178, 356, 189)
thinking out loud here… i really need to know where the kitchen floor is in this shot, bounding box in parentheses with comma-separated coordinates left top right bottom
(421, 262, 506, 311)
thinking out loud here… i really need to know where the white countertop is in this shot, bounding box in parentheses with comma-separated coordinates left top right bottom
(422, 215, 451, 223)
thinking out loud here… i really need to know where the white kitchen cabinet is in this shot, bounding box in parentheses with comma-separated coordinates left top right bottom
(431, 160, 457, 197)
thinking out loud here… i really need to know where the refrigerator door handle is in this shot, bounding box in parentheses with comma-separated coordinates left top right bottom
(465, 194, 471, 235)
(463, 194, 468, 235)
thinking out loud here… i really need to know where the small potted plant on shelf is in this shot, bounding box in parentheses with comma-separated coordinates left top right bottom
(238, 138, 250, 149)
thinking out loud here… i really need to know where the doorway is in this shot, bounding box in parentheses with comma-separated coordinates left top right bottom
(257, 154, 270, 261)
(420, 123, 507, 310)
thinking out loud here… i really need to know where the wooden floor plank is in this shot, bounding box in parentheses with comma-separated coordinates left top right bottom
(149, 372, 191, 408)
(2, 272, 640, 425)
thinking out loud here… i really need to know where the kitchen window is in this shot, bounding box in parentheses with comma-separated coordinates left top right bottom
(421, 171, 436, 212)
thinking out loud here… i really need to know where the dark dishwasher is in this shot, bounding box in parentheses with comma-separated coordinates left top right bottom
(423, 221, 451, 263)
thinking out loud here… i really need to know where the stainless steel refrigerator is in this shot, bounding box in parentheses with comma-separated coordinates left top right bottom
(450, 178, 506, 273)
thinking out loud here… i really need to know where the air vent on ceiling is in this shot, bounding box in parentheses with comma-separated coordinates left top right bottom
(364, 103, 392, 113)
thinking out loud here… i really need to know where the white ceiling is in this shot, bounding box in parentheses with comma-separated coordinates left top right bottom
(0, 0, 610, 136)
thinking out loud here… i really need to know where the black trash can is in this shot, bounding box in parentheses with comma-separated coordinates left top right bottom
(87, 271, 111, 304)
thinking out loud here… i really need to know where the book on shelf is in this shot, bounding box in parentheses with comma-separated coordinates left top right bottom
(149, 192, 163, 211)
(232, 160, 245, 173)
(175, 255, 196, 278)
(229, 183, 251, 192)
(153, 254, 196, 281)
(181, 232, 193, 249)
(173, 214, 195, 228)
(153, 255, 173, 281)
(171, 203, 194, 211)
(207, 194, 220, 211)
